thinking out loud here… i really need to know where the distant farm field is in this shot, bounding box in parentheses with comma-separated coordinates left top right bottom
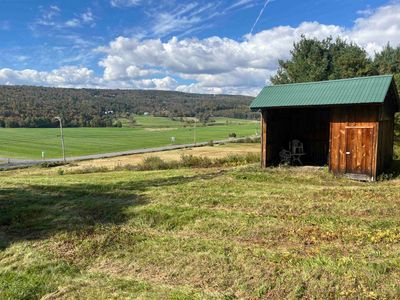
(0, 117, 259, 159)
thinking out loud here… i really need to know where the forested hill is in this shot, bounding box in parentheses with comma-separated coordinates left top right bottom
(0, 85, 255, 128)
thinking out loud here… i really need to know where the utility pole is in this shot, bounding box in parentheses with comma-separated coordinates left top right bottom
(193, 118, 197, 145)
(55, 117, 66, 162)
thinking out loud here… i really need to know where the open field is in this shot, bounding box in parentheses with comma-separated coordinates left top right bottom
(0, 118, 259, 159)
(1, 153, 400, 299)
(118, 115, 257, 128)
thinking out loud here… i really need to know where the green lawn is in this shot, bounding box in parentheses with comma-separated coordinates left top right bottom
(0, 121, 259, 159)
(117, 115, 258, 128)
(1, 162, 400, 299)
(130, 115, 187, 127)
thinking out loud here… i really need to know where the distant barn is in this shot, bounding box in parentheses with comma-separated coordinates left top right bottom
(250, 75, 400, 181)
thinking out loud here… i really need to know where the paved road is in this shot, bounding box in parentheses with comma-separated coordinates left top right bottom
(0, 137, 256, 169)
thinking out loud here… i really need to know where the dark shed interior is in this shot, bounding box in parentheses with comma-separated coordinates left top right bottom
(265, 107, 330, 165)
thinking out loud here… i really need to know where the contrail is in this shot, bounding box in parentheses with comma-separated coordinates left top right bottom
(250, 0, 271, 35)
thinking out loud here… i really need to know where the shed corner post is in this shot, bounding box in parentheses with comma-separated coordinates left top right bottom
(261, 110, 268, 168)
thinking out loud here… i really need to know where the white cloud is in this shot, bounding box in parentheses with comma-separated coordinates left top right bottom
(147, 2, 220, 38)
(34, 6, 95, 30)
(4, 3, 400, 96)
(0, 67, 95, 87)
(65, 18, 80, 28)
(81, 9, 94, 23)
(110, 0, 142, 8)
(95, 22, 343, 95)
(95, 4, 400, 95)
(228, 0, 256, 10)
(349, 4, 400, 54)
(0, 66, 178, 91)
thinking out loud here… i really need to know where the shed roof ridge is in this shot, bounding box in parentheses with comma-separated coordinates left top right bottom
(266, 74, 394, 88)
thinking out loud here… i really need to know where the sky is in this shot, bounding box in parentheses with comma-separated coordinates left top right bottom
(0, 0, 399, 95)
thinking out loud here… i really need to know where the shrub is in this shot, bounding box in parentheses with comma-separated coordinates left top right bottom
(41, 161, 68, 168)
(114, 164, 137, 171)
(137, 156, 172, 171)
(180, 154, 213, 168)
(67, 166, 110, 174)
(113, 120, 123, 127)
(215, 153, 260, 166)
(234, 136, 261, 143)
(228, 132, 237, 138)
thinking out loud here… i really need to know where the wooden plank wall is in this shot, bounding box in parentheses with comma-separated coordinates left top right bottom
(376, 90, 396, 174)
(261, 111, 267, 168)
(329, 105, 379, 178)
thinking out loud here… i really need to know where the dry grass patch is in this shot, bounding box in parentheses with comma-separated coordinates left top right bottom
(61, 143, 259, 172)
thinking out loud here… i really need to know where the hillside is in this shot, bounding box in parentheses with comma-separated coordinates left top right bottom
(1, 158, 400, 299)
(0, 85, 255, 128)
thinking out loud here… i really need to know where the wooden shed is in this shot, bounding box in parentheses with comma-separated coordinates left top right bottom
(250, 75, 399, 181)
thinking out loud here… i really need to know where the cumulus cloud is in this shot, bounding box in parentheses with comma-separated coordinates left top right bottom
(96, 21, 344, 94)
(0, 66, 178, 91)
(0, 67, 95, 87)
(95, 3, 400, 95)
(4, 3, 400, 95)
(349, 4, 400, 54)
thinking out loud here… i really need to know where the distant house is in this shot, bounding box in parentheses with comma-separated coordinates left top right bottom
(250, 75, 400, 181)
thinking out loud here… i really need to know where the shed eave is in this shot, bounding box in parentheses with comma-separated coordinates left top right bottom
(250, 102, 384, 110)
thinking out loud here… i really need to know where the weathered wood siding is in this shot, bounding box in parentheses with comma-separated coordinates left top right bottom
(261, 111, 267, 168)
(376, 87, 397, 174)
(329, 105, 379, 179)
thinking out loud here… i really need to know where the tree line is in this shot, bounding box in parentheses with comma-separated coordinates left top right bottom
(271, 36, 400, 91)
(0, 88, 255, 128)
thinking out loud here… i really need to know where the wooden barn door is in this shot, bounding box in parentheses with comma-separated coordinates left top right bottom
(345, 127, 374, 177)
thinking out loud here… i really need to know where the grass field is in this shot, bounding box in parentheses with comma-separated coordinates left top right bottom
(1, 153, 400, 299)
(119, 115, 257, 128)
(0, 117, 259, 159)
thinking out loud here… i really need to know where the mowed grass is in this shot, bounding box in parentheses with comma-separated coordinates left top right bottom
(1, 161, 400, 299)
(0, 121, 258, 159)
(119, 115, 257, 128)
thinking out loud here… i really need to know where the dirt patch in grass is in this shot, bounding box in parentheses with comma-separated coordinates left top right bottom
(144, 127, 178, 131)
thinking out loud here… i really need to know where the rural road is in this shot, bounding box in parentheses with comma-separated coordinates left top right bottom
(0, 137, 256, 169)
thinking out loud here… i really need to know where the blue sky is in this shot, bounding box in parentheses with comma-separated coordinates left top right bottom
(0, 0, 399, 95)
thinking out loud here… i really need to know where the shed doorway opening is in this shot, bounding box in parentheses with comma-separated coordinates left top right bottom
(265, 107, 330, 166)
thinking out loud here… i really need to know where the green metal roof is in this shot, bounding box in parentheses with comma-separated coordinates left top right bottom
(250, 75, 395, 109)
